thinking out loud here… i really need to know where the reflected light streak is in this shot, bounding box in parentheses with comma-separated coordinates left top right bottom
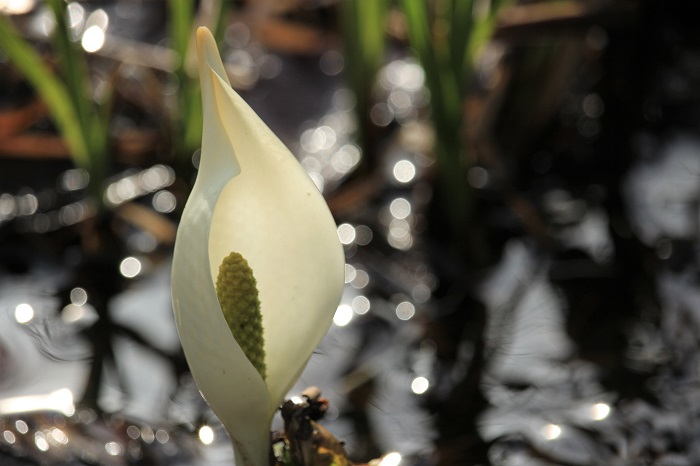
(0, 389, 75, 416)
(198, 425, 214, 445)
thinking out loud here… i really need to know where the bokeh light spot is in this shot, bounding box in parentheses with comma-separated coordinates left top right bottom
(14, 303, 34, 324)
(542, 423, 562, 440)
(198, 425, 214, 445)
(380, 452, 402, 466)
(411, 376, 430, 394)
(333, 304, 353, 327)
(352, 295, 370, 314)
(393, 160, 416, 183)
(119, 257, 142, 278)
(389, 198, 411, 219)
(82, 25, 105, 53)
(337, 223, 356, 245)
(105, 441, 122, 456)
(396, 301, 415, 320)
(591, 402, 611, 420)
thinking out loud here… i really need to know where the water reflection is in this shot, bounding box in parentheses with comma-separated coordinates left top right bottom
(198, 425, 214, 445)
(81, 9, 109, 53)
(119, 256, 142, 278)
(82, 25, 106, 53)
(541, 423, 562, 441)
(380, 451, 403, 466)
(337, 223, 356, 245)
(393, 160, 416, 184)
(34, 431, 49, 451)
(590, 402, 610, 421)
(395, 301, 415, 321)
(70, 287, 88, 306)
(14, 303, 33, 324)
(104, 165, 175, 207)
(410, 377, 429, 395)
(352, 295, 371, 315)
(104, 440, 123, 456)
(0, 389, 74, 416)
(0, 0, 36, 14)
(333, 304, 354, 327)
(3, 430, 16, 444)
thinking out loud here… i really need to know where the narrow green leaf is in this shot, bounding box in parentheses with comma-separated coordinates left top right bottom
(168, 0, 195, 159)
(399, 0, 472, 253)
(449, 0, 475, 84)
(340, 0, 389, 158)
(0, 15, 89, 167)
(46, 0, 91, 137)
(168, 0, 194, 69)
(46, 0, 108, 196)
(466, 0, 514, 68)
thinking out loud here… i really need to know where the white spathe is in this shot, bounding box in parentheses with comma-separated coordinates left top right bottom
(171, 27, 344, 466)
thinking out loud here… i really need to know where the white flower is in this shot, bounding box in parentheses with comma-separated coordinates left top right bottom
(171, 27, 344, 466)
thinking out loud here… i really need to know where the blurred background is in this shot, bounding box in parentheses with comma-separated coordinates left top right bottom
(1, 0, 700, 465)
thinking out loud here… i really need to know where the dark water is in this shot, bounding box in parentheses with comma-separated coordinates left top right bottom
(3, 1, 700, 465)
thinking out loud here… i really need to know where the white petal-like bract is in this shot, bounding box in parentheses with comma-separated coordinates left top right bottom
(172, 27, 344, 466)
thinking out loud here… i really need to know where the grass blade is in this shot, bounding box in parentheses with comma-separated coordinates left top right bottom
(0, 15, 89, 167)
(340, 0, 389, 160)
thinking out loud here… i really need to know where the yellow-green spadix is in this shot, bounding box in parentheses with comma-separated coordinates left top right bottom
(171, 27, 344, 466)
